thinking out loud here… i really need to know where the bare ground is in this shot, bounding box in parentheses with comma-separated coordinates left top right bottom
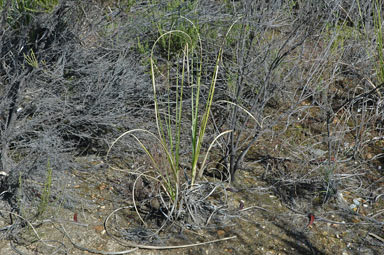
(1, 154, 383, 255)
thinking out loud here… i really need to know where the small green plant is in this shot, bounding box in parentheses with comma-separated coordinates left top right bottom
(13, 0, 58, 13)
(0, 0, 58, 28)
(37, 159, 53, 217)
(136, 37, 151, 66)
(24, 49, 39, 69)
(137, 37, 150, 55)
(108, 17, 238, 207)
(156, 19, 200, 58)
(287, 0, 298, 15)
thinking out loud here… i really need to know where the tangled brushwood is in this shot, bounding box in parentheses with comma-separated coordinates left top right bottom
(1, 0, 384, 254)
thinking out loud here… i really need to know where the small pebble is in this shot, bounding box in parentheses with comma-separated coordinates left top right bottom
(217, 230, 225, 237)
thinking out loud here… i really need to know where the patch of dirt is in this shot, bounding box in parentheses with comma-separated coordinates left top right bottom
(1, 156, 383, 255)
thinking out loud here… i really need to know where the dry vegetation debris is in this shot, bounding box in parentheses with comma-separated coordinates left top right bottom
(0, 0, 384, 254)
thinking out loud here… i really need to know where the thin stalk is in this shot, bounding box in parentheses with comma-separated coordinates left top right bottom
(374, 0, 384, 83)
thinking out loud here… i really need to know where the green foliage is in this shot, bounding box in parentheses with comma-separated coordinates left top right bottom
(0, 0, 59, 28)
(151, 23, 204, 196)
(156, 18, 200, 59)
(108, 18, 237, 205)
(0, 0, 58, 28)
(136, 36, 152, 66)
(117, 0, 136, 12)
(24, 49, 39, 68)
(226, 72, 238, 95)
(37, 159, 53, 217)
(149, 18, 238, 194)
(323, 18, 360, 58)
(163, 0, 198, 14)
(132, 0, 200, 59)
(374, 0, 384, 83)
(225, 23, 244, 46)
(14, 0, 58, 13)
(137, 37, 150, 55)
(286, 0, 299, 17)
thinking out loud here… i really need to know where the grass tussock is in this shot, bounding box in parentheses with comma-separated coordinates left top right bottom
(106, 17, 240, 231)
(1, 1, 384, 254)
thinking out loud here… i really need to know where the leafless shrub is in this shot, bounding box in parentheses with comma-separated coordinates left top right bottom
(0, 0, 151, 214)
(0, 1, 383, 252)
(206, 0, 321, 182)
